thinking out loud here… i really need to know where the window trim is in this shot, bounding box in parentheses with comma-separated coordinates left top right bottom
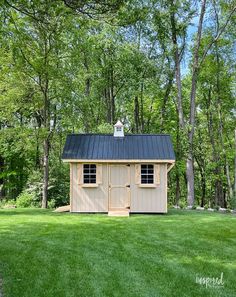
(138, 184, 156, 188)
(82, 184, 98, 188)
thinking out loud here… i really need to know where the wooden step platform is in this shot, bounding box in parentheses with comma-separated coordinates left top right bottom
(108, 209, 130, 217)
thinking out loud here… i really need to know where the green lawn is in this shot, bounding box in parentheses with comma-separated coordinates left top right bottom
(0, 209, 235, 297)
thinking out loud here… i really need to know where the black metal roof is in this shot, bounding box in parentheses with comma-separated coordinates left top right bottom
(62, 134, 175, 161)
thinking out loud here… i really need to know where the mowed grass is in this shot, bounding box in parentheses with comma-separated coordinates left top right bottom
(0, 209, 236, 297)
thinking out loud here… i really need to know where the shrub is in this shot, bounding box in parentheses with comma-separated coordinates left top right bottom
(214, 205, 220, 211)
(25, 170, 43, 202)
(16, 191, 39, 208)
(178, 200, 187, 209)
(0, 199, 16, 208)
(48, 199, 56, 209)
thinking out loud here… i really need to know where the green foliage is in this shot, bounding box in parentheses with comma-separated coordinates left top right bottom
(178, 200, 187, 209)
(96, 123, 114, 133)
(0, 0, 235, 209)
(0, 199, 16, 209)
(48, 155, 70, 207)
(47, 199, 56, 209)
(229, 195, 236, 210)
(16, 191, 39, 208)
(20, 170, 44, 204)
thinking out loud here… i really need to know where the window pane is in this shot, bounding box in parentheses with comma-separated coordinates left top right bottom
(141, 164, 154, 184)
(83, 164, 96, 184)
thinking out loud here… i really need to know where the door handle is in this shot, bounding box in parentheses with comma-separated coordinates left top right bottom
(126, 185, 130, 188)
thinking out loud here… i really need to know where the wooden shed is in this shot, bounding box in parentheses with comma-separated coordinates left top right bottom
(62, 121, 175, 216)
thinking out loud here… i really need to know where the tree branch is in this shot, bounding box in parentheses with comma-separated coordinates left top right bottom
(199, 5, 236, 67)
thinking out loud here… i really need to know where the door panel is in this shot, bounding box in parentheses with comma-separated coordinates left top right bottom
(109, 165, 130, 209)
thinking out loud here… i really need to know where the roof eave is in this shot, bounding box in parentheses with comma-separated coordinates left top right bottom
(62, 159, 175, 163)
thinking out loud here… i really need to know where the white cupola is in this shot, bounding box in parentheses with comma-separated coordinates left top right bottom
(114, 120, 124, 137)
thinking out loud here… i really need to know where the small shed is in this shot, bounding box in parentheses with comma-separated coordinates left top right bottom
(62, 121, 175, 215)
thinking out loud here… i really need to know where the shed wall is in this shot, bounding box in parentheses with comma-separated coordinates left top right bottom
(130, 164, 167, 213)
(71, 163, 108, 212)
(70, 162, 168, 213)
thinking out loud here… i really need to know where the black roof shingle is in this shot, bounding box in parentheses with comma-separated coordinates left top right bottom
(62, 134, 175, 161)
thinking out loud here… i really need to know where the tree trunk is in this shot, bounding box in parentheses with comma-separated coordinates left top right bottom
(41, 74, 50, 208)
(175, 172, 181, 205)
(186, 157, 195, 206)
(83, 52, 90, 97)
(134, 95, 140, 133)
(205, 89, 224, 207)
(169, 1, 184, 205)
(110, 67, 115, 124)
(160, 71, 174, 131)
(42, 138, 49, 209)
(0, 156, 5, 199)
(175, 120, 181, 205)
(140, 82, 144, 132)
(234, 128, 236, 208)
(186, 0, 206, 206)
(170, 2, 184, 129)
(215, 42, 233, 204)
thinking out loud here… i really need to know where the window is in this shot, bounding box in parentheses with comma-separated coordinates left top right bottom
(116, 127, 122, 132)
(141, 164, 154, 184)
(83, 164, 96, 184)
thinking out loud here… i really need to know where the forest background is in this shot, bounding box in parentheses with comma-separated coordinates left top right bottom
(0, 0, 235, 209)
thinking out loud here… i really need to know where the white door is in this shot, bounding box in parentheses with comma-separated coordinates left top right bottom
(109, 165, 130, 209)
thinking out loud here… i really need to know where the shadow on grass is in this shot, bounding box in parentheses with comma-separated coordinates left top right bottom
(0, 208, 56, 216)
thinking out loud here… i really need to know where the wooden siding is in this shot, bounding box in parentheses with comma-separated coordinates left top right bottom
(71, 163, 108, 212)
(130, 164, 167, 213)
